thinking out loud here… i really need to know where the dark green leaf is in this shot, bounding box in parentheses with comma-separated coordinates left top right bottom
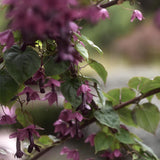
(94, 132, 113, 153)
(75, 43, 89, 59)
(0, 70, 19, 105)
(4, 45, 41, 84)
(16, 108, 33, 127)
(89, 59, 107, 83)
(61, 79, 82, 108)
(115, 128, 135, 144)
(133, 103, 160, 134)
(94, 103, 120, 130)
(44, 56, 70, 76)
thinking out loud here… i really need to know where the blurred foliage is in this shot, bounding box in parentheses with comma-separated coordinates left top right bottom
(0, 6, 8, 31)
(81, 2, 135, 48)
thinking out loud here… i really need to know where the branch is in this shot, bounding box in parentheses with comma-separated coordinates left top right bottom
(29, 87, 160, 160)
(100, 0, 126, 8)
(114, 88, 160, 110)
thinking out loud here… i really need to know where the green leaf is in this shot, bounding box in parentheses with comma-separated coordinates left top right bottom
(94, 103, 120, 130)
(135, 139, 159, 160)
(89, 59, 107, 83)
(16, 108, 33, 127)
(133, 103, 160, 134)
(38, 135, 53, 146)
(94, 132, 113, 153)
(117, 108, 136, 126)
(74, 33, 103, 55)
(4, 45, 41, 84)
(75, 43, 89, 60)
(115, 128, 135, 144)
(104, 88, 135, 106)
(0, 70, 19, 105)
(104, 89, 120, 106)
(44, 56, 70, 76)
(128, 77, 150, 92)
(61, 79, 82, 108)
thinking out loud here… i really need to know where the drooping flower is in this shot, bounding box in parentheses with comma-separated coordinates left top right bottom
(32, 67, 45, 93)
(9, 125, 43, 158)
(18, 86, 40, 103)
(42, 79, 61, 105)
(0, 106, 16, 125)
(60, 146, 79, 160)
(0, 29, 14, 52)
(98, 8, 110, 20)
(85, 134, 96, 147)
(54, 109, 83, 138)
(77, 81, 93, 113)
(130, 10, 144, 22)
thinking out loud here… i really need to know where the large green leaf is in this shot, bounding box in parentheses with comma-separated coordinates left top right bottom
(44, 56, 70, 76)
(94, 132, 113, 153)
(4, 45, 41, 84)
(94, 103, 120, 130)
(60, 79, 82, 108)
(89, 59, 107, 83)
(117, 108, 136, 126)
(115, 128, 135, 144)
(133, 103, 160, 134)
(104, 88, 136, 106)
(0, 70, 19, 105)
(74, 33, 103, 55)
(75, 43, 89, 60)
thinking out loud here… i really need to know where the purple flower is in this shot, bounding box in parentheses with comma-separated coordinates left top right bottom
(32, 67, 45, 93)
(18, 86, 40, 103)
(54, 109, 83, 138)
(101, 149, 122, 159)
(42, 79, 61, 105)
(85, 134, 96, 146)
(10, 125, 43, 158)
(130, 10, 144, 22)
(98, 8, 110, 20)
(154, 9, 160, 29)
(0, 29, 14, 52)
(60, 146, 79, 160)
(0, 106, 16, 125)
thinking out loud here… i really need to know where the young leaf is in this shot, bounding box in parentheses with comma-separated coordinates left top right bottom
(44, 56, 70, 76)
(0, 70, 19, 105)
(133, 103, 160, 134)
(74, 32, 103, 55)
(94, 132, 113, 153)
(4, 45, 41, 84)
(115, 128, 135, 144)
(94, 103, 120, 130)
(89, 59, 107, 83)
(75, 43, 89, 60)
(61, 79, 82, 108)
(38, 135, 53, 146)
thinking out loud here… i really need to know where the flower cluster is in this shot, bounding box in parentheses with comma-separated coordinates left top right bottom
(9, 125, 43, 158)
(54, 109, 83, 138)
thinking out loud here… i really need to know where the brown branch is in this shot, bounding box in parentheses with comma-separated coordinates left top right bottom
(100, 0, 126, 8)
(114, 88, 160, 110)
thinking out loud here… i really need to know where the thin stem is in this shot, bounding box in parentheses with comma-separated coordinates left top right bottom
(100, 0, 126, 8)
